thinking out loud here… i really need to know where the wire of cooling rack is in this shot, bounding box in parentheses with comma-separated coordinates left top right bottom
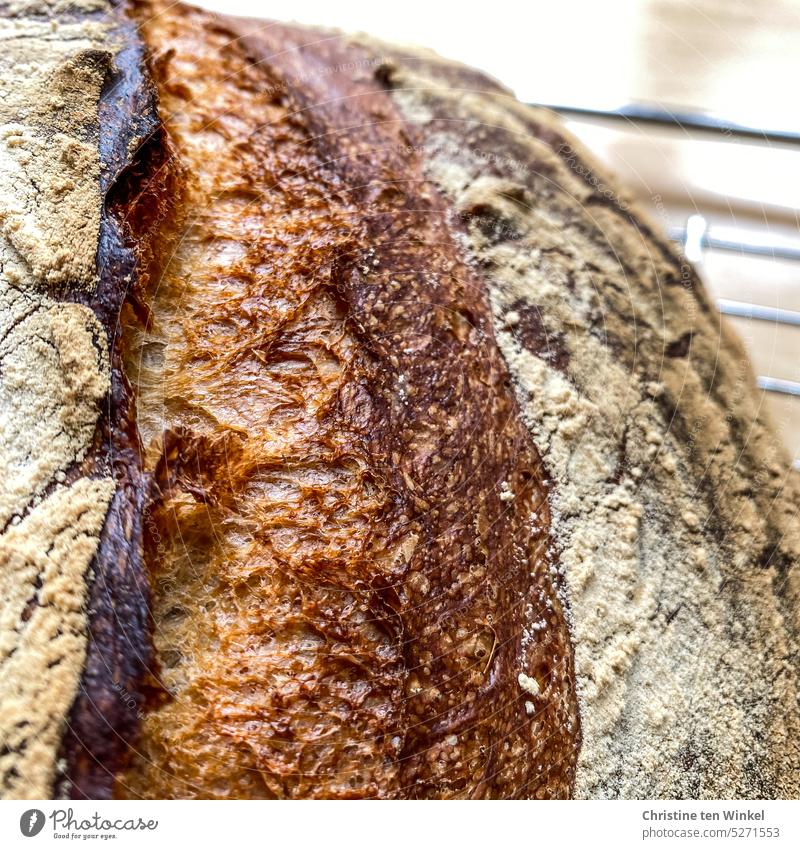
(667, 215, 800, 401)
(534, 102, 800, 147)
(670, 214, 800, 470)
(668, 216, 800, 469)
(669, 212, 800, 344)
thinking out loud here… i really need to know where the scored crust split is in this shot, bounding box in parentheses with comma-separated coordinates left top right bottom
(1, 0, 799, 800)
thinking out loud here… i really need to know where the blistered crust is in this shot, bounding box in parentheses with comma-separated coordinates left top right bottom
(8, 0, 794, 801)
(118, 0, 579, 799)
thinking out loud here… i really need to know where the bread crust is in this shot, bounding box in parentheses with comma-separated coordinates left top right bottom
(2, 0, 798, 801)
(374, 43, 800, 798)
(115, 0, 579, 800)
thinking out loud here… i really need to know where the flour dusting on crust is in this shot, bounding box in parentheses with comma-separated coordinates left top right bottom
(0, 478, 114, 798)
(0, 0, 115, 799)
(382, 58, 800, 798)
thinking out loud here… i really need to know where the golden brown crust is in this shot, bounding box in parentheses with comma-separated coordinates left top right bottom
(116, 0, 579, 799)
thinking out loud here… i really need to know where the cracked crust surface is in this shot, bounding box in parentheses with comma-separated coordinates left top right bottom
(116, 0, 579, 800)
(0, 478, 114, 798)
(0, 0, 115, 799)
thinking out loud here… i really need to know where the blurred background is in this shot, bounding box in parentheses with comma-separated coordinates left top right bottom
(198, 0, 800, 467)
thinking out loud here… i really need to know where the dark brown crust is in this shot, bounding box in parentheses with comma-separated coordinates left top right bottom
(109, 0, 580, 798)
(57, 3, 164, 799)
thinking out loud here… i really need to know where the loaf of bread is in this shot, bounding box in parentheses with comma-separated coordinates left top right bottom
(1, 0, 798, 800)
